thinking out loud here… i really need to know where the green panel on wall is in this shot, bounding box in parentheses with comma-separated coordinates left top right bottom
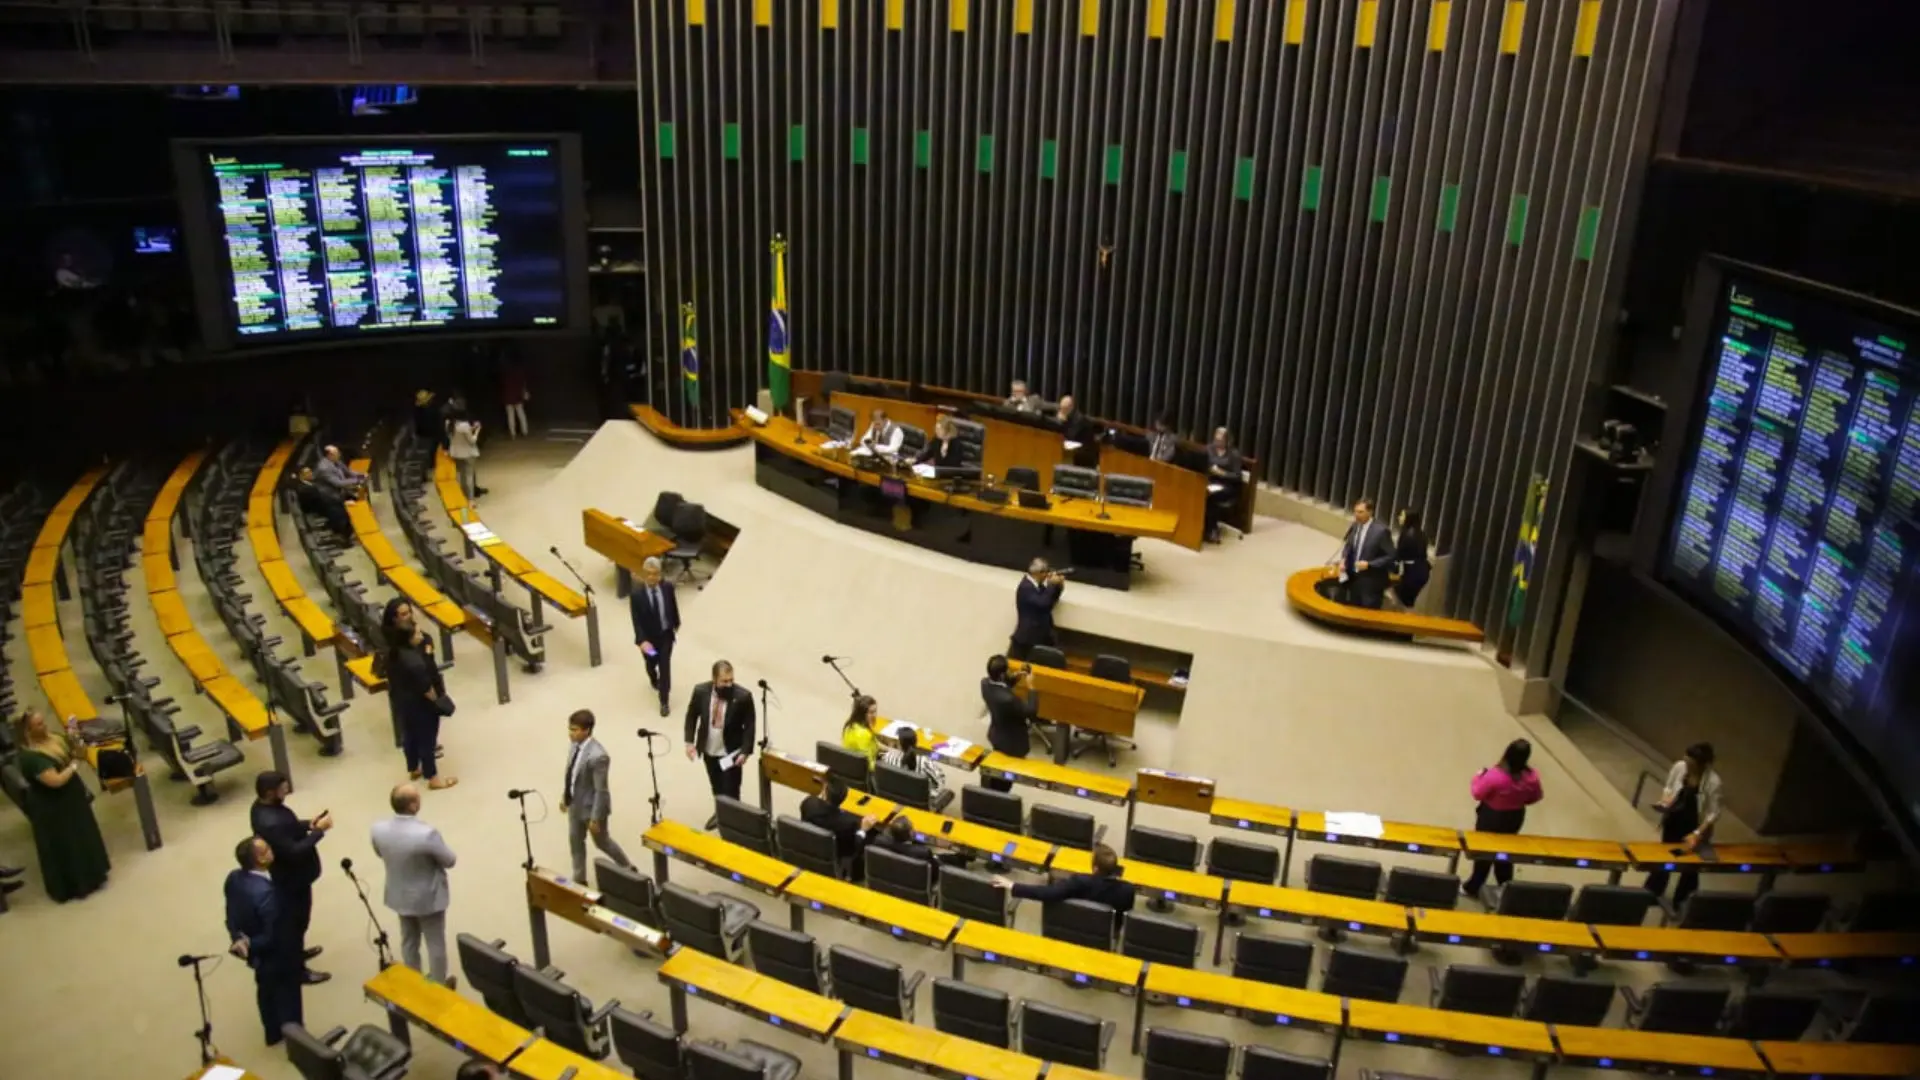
(788, 124, 807, 162)
(722, 123, 741, 160)
(658, 122, 677, 159)
(852, 127, 871, 165)
(1438, 182, 1461, 232)
(1507, 193, 1530, 246)
(977, 134, 996, 173)
(1168, 150, 1189, 194)
(1575, 205, 1603, 260)
(1039, 138, 1058, 180)
(1234, 157, 1255, 200)
(914, 130, 933, 169)
(1301, 165, 1323, 210)
(1369, 175, 1392, 222)
(1104, 145, 1124, 186)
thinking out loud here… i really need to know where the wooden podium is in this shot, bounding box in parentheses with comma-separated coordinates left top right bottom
(1018, 663, 1144, 765)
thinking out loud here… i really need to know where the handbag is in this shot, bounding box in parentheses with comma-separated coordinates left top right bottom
(433, 694, 457, 717)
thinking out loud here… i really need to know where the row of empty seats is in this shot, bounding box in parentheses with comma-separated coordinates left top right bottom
(340, 435, 468, 657)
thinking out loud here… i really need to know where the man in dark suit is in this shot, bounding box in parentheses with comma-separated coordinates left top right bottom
(628, 555, 680, 718)
(1338, 497, 1396, 609)
(294, 466, 351, 541)
(1008, 559, 1065, 660)
(683, 659, 756, 829)
(1054, 395, 1102, 467)
(980, 654, 1038, 792)
(991, 842, 1134, 932)
(249, 770, 331, 985)
(800, 777, 882, 878)
(225, 836, 305, 1046)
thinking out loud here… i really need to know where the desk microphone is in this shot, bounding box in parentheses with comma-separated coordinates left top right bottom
(635, 729, 665, 739)
(339, 857, 354, 873)
(821, 655, 844, 664)
(177, 953, 220, 967)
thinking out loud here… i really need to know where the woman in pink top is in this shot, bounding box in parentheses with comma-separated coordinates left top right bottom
(1462, 739, 1544, 900)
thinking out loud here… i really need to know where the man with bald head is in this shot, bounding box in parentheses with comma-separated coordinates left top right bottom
(315, 444, 367, 500)
(370, 783, 458, 986)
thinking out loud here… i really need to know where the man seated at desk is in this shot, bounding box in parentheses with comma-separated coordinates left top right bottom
(869, 814, 969, 868)
(294, 466, 352, 541)
(917, 415, 968, 469)
(854, 408, 906, 463)
(1055, 395, 1102, 467)
(992, 842, 1133, 930)
(1006, 379, 1045, 414)
(316, 445, 367, 500)
(801, 777, 882, 881)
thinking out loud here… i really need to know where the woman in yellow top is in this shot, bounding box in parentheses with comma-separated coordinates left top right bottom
(841, 695, 880, 763)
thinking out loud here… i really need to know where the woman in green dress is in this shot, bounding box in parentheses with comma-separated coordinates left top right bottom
(15, 708, 111, 901)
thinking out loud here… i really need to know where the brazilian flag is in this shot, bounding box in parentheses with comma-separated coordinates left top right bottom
(768, 235, 791, 410)
(679, 302, 700, 406)
(1507, 477, 1548, 629)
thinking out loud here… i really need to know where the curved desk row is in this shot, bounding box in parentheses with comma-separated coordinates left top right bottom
(28, 465, 163, 849)
(757, 748, 1915, 971)
(1284, 567, 1484, 642)
(642, 817, 1920, 1079)
(344, 465, 466, 655)
(631, 403, 751, 448)
(249, 437, 338, 656)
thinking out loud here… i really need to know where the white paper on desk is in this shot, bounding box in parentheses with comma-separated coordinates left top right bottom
(1063, 440, 1084, 451)
(935, 737, 974, 758)
(1324, 812, 1384, 838)
(821, 439, 849, 450)
(849, 445, 873, 457)
(1207, 483, 1226, 494)
(461, 521, 498, 544)
(199, 1067, 246, 1080)
(911, 463, 937, 479)
(880, 720, 915, 740)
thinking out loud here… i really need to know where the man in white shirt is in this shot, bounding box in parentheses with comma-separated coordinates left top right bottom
(857, 409, 906, 460)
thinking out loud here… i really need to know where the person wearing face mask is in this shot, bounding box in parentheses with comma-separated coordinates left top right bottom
(375, 598, 458, 790)
(684, 659, 756, 829)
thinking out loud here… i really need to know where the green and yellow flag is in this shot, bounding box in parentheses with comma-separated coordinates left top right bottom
(679, 302, 700, 406)
(1507, 476, 1549, 629)
(767, 236, 791, 410)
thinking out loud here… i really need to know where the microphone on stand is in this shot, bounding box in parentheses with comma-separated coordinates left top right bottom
(340, 856, 354, 873)
(178, 953, 221, 967)
(757, 678, 772, 690)
(821, 655, 843, 663)
(507, 789, 535, 800)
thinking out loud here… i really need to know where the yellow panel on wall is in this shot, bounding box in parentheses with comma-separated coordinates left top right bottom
(1014, 0, 1033, 33)
(1080, 0, 1099, 37)
(1284, 0, 1308, 45)
(950, 0, 967, 31)
(1355, 0, 1377, 47)
(1573, 0, 1601, 57)
(1214, 0, 1234, 42)
(753, 0, 771, 27)
(886, 0, 903, 30)
(1500, 0, 1527, 54)
(821, 0, 839, 28)
(1427, 0, 1450, 51)
(686, 0, 705, 27)
(1146, 0, 1166, 39)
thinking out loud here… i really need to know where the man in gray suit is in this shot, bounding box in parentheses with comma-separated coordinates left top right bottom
(369, 783, 457, 986)
(561, 709, 634, 881)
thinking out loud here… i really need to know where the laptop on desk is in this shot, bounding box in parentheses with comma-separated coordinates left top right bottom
(1016, 489, 1052, 511)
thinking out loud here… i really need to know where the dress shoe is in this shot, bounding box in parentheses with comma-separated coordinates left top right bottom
(303, 946, 324, 960)
(0, 865, 23, 879)
(302, 970, 332, 985)
(704, 815, 719, 831)
(0, 879, 24, 895)
(659, 702, 671, 718)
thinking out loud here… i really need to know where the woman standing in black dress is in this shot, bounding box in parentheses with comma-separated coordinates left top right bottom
(376, 599, 458, 790)
(14, 707, 111, 901)
(1390, 508, 1431, 609)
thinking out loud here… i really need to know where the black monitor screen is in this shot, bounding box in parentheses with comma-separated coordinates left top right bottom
(1654, 266, 1920, 824)
(179, 137, 578, 346)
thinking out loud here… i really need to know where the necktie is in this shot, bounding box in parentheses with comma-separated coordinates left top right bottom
(564, 743, 580, 803)
(652, 586, 663, 619)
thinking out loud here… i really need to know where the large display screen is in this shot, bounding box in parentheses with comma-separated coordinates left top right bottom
(174, 136, 584, 348)
(1654, 264, 1919, 824)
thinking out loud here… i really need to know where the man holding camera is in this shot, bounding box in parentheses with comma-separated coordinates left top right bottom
(1008, 558, 1065, 661)
(980, 654, 1040, 792)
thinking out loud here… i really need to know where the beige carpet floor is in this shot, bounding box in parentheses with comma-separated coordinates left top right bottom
(0, 421, 1874, 1079)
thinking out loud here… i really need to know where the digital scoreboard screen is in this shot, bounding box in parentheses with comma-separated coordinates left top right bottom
(1657, 269, 1920, 818)
(190, 139, 570, 343)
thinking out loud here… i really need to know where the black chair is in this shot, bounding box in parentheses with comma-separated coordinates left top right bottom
(1571, 883, 1656, 926)
(457, 934, 533, 1026)
(1123, 911, 1203, 968)
(1668, 889, 1756, 930)
(1231, 932, 1315, 988)
(595, 858, 661, 926)
(688, 1040, 802, 1080)
(1304, 854, 1382, 900)
(513, 964, 621, 1059)
(648, 491, 685, 541)
(1070, 654, 1139, 763)
(1105, 474, 1155, 509)
(828, 405, 857, 443)
(1005, 466, 1040, 491)
(1020, 1001, 1115, 1069)
(1427, 964, 1526, 1017)
(1141, 1027, 1232, 1080)
(950, 419, 986, 466)
(1027, 644, 1068, 669)
(1239, 1045, 1333, 1080)
(1623, 983, 1732, 1035)
(1723, 991, 1821, 1040)
(280, 1022, 410, 1080)
(1751, 891, 1829, 934)
(1320, 946, 1407, 1003)
(897, 423, 928, 458)
(873, 758, 953, 812)
(664, 502, 708, 586)
(1383, 866, 1461, 910)
(776, 815, 843, 878)
(1042, 897, 1121, 952)
(1492, 880, 1573, 920)
(931, 977, 1015, 1048)
(715, 796, 776, 856)
(748, 921, 828, 993)
(1206, 836, 1282, 884)
(1127, 824, 1200, 912)
(1839, 993, 1920, 1044)
(865, 845, 936, 907)
(1521, 975, 1616, 1026)
(816, 740, 872, 791)
(660, 882, 758, 963)
(1847, 891, 1920, 932)
(962, 784, 1024, 832)
(827, 945, 924, 1021)
(1051, 465, 1101, 499)
(610, 1007, 685, 1080)
(1029, 803, 1101, 850)
(939, 864, 1018, 925)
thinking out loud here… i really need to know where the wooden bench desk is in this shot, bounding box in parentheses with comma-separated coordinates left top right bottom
(657, 947, 849, 1042)
(1756, 1041, 1920, 1078)
(22, 583, 57, 628)
(642, 820, 801, 897)
(834, 1011, 1041, 1080)
(142, 550, 178, 592)
(248, 525, 284, 563)
(152, 589, 195, 637)
(383, 565, 466, 635)
(581, 508, 675, 597)
(1221, 880, 1412, 938)
(872, 718, 991, 768)
(1285, 567, 1485, 642)
(1779, 838, 1868, 874)
(39, 667, 99, 721)
(1348, 998, 1557, 1060)
(1408, 906, 1601, 955)
(1207, 796, 1296, 836)
(1015, 662, 1144, 765)
(203, 674, 272, 739)
(1590, 923, 1782, 967)
(344, 655, 387, 693)
(1765, 931, 1920, 968)
(1139, 964, 1340, 1032)
(364, 963, 536, 1064)
(168, 633, 227, 682)
(1049, 847, 1227, 910)
(1624, 840, 1793, 879)
(784, 870, 963, 947)
(260, 559, 303, 601)
(890, 807, 1055, 872)
(506, 1039, 629, 1080)
(1291, 809, 1464, 868)
(24, 542, 60, 587)
(973, 751, 1134, 806)
(1550, 1023, 1768, 1076)
(27, 623, 67, 675)
(522, 865, 672, 968)
(359, 530, 405, 571)
(951, 920, 1145, 994)
(281, 596, 338, 648)
(1460, 831, 1634, 874)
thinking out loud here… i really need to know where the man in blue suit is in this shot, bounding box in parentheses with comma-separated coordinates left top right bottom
(629, 556, 681, 718)
(225, 836, 304, 1046)
(1008, 558, 1065, 661)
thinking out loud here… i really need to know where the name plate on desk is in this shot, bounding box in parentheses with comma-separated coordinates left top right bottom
(1135, 769, 1216, 813)
(760, 748, 830, 795)
(582, 903, 671, 957)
